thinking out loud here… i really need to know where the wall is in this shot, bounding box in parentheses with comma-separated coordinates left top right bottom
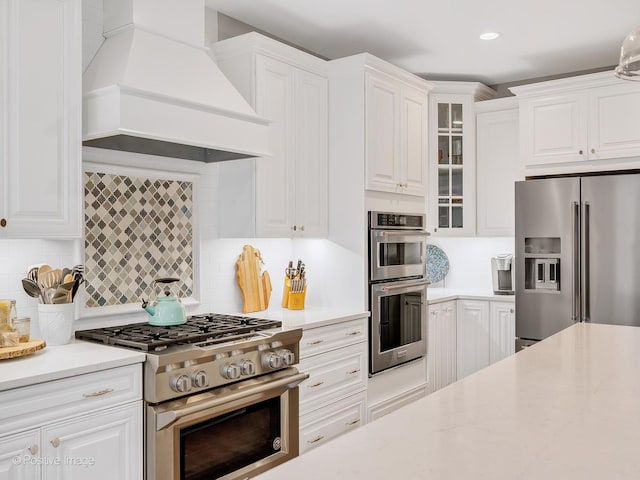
(429, 237, 514, 290)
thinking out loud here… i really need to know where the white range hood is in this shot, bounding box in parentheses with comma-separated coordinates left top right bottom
(83, 0, 269, 162)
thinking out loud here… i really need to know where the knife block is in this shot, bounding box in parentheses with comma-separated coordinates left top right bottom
(281, 277, 306, 310)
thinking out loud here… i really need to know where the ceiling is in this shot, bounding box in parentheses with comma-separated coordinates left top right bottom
(205, 0, 640, 87)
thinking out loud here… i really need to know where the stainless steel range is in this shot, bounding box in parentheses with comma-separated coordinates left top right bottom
(76, 314, 308, 480)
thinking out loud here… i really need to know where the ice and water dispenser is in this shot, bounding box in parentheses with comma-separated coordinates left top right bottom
(524, 238, 561, 291)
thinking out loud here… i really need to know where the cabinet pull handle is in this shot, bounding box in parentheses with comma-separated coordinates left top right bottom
(0, 218, 6, 227)
(50, 438, 60, 448)
(346, 369, 360, 375)
(28, 445, 38, 455)
(346, 419, 360, 426)
(307, 435, 325, 444)
(345, 331, 361, 336)
(308, 381, 325, 388)
(307, 339, 324, 345)
(82, 388, 114, 398)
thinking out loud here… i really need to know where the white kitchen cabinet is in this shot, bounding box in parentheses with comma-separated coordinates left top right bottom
(298, 317, 368, 453)
(365, 70, 428, 196)
(0, 429, 40, 480)
(456, 299, 490, 379)
(512, 71, 640, 175)
(0, 0, 82, 238)
(427, 300, 457, 393)
(213, 32, 328, 237)
(489, 301, 516, 364)
(475, 97, 519, 236)
(0, 364, 143, 480)
(456, 299, 515, 379)
(428, 83, 495, 236)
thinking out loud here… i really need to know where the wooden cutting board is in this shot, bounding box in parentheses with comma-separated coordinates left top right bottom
(236, 245, 272, 313)
(0, 339, 46, 360)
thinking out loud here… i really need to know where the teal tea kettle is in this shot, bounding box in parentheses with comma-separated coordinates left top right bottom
(142, 277, 187, 326)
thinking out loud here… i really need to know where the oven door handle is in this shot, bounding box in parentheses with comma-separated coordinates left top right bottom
(154, 372, 309, 431)
(379, 280, 430, 291)
(375, 230, 430, 236)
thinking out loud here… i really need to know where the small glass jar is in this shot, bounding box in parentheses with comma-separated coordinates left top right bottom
(13, 317, 31, 342)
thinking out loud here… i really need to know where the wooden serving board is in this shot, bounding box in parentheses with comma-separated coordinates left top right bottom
(0, 339, 46, 360)
(236, 245, 272, 313)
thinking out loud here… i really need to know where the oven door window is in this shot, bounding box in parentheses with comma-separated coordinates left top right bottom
(378, 241, 423, 268)
(379, 291, 423, 352)
(180, 397, 281, 480)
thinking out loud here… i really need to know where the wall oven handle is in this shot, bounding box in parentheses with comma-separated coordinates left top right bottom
(155, 372, 309, 431)
(380, 280, 430, 291)
(376, 230, 430, 237)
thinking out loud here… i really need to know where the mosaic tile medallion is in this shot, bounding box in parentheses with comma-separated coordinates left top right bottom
(84, 172, 194, 308)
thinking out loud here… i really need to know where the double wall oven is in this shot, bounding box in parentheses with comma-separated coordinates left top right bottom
(368, 211, 430, 375)
(76, 315, 308, 480)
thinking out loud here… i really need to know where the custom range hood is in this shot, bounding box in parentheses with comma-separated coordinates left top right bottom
(83, 0, 269, 162)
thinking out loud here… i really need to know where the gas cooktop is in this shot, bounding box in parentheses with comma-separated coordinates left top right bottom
(74, 313, 282, 352)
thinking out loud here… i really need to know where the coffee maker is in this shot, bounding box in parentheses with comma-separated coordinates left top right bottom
(491, 254, 514, 295)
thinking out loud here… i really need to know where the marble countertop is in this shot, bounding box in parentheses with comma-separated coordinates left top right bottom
(0, 340, 145, 392)
(256, 322, 640, 479)
(428, 287, 515, 303)
(242, 306, 370, 330)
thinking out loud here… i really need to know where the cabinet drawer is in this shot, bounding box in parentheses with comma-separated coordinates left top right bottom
(299, 391, 366, 454)
(0, 364, 142, 429)
(300, 318, 367, 358)
(299, 343, 367, 412)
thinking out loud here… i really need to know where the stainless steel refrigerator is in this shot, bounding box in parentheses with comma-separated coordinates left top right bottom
(515, 173, 640, 347)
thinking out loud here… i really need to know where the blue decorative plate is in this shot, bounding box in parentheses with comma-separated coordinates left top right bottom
(426, 244, 450, 284)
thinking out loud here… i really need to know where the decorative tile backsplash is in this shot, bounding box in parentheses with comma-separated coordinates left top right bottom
(84, 172, 194, 308)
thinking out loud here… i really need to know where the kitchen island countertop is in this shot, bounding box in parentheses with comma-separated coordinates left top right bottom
(0, 340, 145, 392)
(256, 322, 640, 479)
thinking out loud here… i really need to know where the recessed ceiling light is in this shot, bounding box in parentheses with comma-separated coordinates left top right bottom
(479, 32, 501, 40)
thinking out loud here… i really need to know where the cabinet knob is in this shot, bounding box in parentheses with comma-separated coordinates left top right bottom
(299, 225, 305, 232)
(591, 148, 596, 154)
(291, 225, 297, 231)
(50, 438, 60, 448)
(579, 149, 583, 155)
(0, 218, 6, 228)
(510, 309, 514, 313)
(28, 444, 38, 455)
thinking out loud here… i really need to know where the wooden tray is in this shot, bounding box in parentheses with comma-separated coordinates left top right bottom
(0, 339, 46, 360)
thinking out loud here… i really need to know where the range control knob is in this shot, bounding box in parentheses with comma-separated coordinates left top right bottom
(221, 363, 241, 380)
(192, 370, 208, 388)
(170, 374, 192, 393)
(240, 360, 256, 376)
(263, 352, 282, 370)
(279, 349, 296, 366)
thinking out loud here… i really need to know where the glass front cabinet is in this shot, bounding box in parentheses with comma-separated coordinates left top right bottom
(428, 83, 495, 236)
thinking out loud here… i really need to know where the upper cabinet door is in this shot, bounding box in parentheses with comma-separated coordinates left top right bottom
(294, 69, 328, 237)
(0, 0, 81, 238)
(254, 55, 296, 237)
(589, 83, 640, 160)
(519, 93, 587, 167)
(400, 85, 427, 197)
(365, 71, 401, 193)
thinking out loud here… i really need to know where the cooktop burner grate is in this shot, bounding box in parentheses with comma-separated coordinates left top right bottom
(75, 314, 282, 352)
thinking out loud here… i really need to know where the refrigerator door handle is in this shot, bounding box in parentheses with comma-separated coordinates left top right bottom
(573, 201, 580, 322)
(581, 202, 590, 322)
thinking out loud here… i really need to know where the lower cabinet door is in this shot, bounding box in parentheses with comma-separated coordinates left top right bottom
(42, 402, 142, 480)
(299, 392, 366, 454)
(0, 429, 40, 480)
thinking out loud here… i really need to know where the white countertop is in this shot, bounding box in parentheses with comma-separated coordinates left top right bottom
(257, 322, 640, 479)
(0, 340, 145, 392)
(243, 306, 370, 330)
(428, 287, 515, 303)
